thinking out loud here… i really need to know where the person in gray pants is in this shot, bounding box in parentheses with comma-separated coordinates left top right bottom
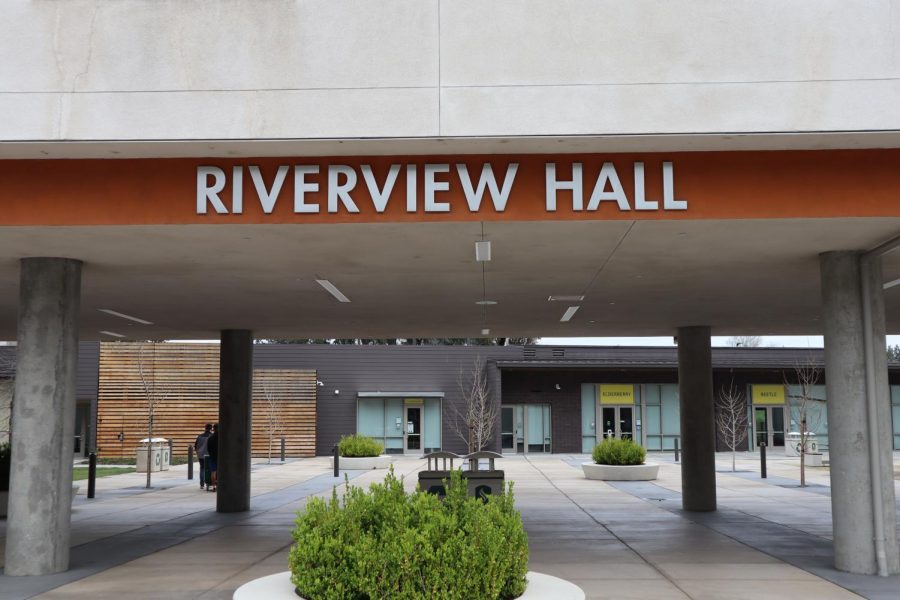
(194, 423, 212, 490)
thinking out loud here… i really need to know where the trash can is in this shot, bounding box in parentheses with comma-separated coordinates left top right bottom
(785, 432, 818, 457)
(136, 437, 169, 472)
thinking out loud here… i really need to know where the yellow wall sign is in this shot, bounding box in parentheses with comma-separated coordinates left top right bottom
(404, 398, 424, 406)
(752, 385, 785, 405)
(598, 384, 635, 405)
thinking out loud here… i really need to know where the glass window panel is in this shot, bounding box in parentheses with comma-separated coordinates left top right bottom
(424, 398, 441, 451)
(661, 385, 680, 435)
(601, 407, 616, 438)
(893, 406, 900, 449)
(620, 407, 634, 440)
(527, 404, 544, 452)
(646, 405, 661, 437)
(543, 404, 551, 452)
(892, 386, 900, 405)
(582, 436, 595, 453)
(646, 435, 662, 450)
(358, 398, 385, 438)
(645, 384, 661, 405)
(384, 398, 404, 448)
(581, 384, 596, 437)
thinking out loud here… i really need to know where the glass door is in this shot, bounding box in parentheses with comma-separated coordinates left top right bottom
(501, 406, 516, 454)
(771, 407, 785, 447)
(754, 407, 768, 447)
(404, 406, 421, 454)
(601, 406, 635, 439)
(754, 406, 785, 449)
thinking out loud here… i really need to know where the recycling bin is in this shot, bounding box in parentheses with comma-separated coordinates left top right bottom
(136, 437, 169, 472)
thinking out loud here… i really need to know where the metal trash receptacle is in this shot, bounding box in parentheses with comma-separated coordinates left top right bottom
(136, 437, 168, 472)
(785, 432, 818, 457)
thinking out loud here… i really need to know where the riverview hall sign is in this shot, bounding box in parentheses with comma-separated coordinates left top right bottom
(196, 160, 686, 216)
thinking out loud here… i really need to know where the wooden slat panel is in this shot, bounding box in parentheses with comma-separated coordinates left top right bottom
(97, 342, 316, 459)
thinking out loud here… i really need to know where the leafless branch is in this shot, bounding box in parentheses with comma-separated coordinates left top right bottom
(261, 382, 284, 463)
(785, 357, 823, 487)
(715, 380, 749, 472)
(448, 358, 497, 453)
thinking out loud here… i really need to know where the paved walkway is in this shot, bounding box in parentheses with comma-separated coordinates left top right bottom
(0, 452, 898, 599)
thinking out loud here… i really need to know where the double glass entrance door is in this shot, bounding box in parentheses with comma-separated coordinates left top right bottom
(601, 405, 634, 440)
(501, 404, 551, 453)
(754, 406, 785, 449)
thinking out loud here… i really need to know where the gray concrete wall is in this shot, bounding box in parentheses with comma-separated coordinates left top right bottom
(2, 1, 899, 145)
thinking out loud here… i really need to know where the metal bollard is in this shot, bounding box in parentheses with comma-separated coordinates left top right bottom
(760, 442, 767, 479)
(187, 445, 194, 480)
(280, 437, 286, 463)
(87, 452, 97, 499)
(674, 438, 680, 463)
(333, 445, 339, 477)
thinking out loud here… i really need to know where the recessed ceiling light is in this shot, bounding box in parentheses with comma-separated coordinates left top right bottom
(98, 309, 153, 325)
(884, 278, 900, 290)
(475, 241, 492, 262)
(560, 306, 580, 322)
(548, 295, 584, 302)
(100, 330, 125, 338)
(316, 279, 351, 303)
(475, 300, 497, 305)
(481, 328, 490, 335)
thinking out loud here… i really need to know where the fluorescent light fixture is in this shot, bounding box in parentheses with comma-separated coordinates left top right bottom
(560, 306, 580, 322)
(884, 278, 900, 290)
(548, 295, 584, 302)
(98, 309, 153, 325)
(316, 279, 351, 303)
(475, 241, 492, 262)
(481, 328, 491, 335)
(100, 330, 126, 338)
(475, 300, 498, 305)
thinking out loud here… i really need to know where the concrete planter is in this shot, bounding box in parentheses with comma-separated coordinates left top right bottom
(332, 455, 393, 470)
(805, 453, 824, 467)
(234, 570, 584, 600)
(581, 462, 659, 481)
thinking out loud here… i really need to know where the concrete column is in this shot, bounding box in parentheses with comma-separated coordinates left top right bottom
(677, 326, 717, 512)
(217, 329, 253, 513)
(821, 251, 900, 574)
(5, 258, 81, 575)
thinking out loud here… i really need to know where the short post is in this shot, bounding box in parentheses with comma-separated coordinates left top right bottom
(87, 452, 97, 499)
(187, 445, 194, 480)
(760, 442, 767, 479)
(333, 444, 339, 477)
(280, 437, 286, 463)
(673, 438, 680, 462)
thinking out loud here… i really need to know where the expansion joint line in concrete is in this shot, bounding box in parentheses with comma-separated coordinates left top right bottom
(521, 455, 694, 599)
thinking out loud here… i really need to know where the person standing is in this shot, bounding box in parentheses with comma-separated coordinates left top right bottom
(207, 423, 219, 492)
(194, 423, 212, 490)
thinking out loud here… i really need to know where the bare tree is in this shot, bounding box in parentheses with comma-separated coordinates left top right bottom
(785, 359, 824, 487)
(261, 383, 284, 464)
(715, 380, 749, 472)
(727, 336, 762, 348)
(137, 343, 168, 489)
(449, 358, 498, 453)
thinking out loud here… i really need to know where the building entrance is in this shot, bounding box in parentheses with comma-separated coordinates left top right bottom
(754, 406, 785, 449)
(601, 405, 634, 440)
(501, 404, 551, 453)
(404, 403, 422, 454)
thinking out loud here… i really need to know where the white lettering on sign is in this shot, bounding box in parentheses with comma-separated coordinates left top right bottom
(195, 161, 686, 215)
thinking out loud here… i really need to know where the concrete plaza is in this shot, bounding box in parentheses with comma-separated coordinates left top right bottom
(1, 452, 898, 600)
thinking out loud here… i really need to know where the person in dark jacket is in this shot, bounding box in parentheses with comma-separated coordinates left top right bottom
(206, 423, 218, 492)
(194, 423, 212, 490)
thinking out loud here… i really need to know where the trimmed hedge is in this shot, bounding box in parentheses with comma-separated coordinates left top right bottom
(289, 468, 529, 599)
(592, 438, 646, 466)
(337, 434, 383, 458)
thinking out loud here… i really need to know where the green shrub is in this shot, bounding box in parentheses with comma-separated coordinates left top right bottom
(337, 434, 383, 458)
(289, 468, 528, 599)
(592, 437, 646, 466)
(0, 442, 9, 492)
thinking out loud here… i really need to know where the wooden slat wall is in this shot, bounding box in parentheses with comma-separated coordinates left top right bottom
(97, 342, 316, 459)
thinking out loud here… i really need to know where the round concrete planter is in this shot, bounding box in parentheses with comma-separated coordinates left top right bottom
(234, 570, 584, 600)
(332, 455, 393, 470)
(581, 462, 659, 481)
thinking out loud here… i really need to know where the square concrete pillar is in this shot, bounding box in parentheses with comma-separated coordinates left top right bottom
(4, 258, 81, 575)
(820, 251, 899, 575)
(677, 326, 717, 512)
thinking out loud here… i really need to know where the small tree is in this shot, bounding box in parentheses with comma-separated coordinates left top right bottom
(261, 383, 284, 464)
(449, 358, 497, 453)
(137, 343, 168, 489)
(785, 360, 824, 488)
(715, 380, 749, 472)
(727, 336, 762, 348)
